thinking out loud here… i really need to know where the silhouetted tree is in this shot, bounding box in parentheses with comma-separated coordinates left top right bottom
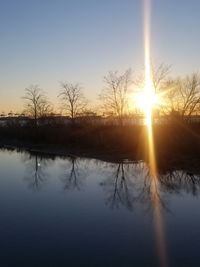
(152, 63, 171, 93)
(159, 78, 180, 116)
(99, 69, 133, 125)
(161, 73, 200, 119)
(22, 85, 53, 127)
(178, 73, 200, 119)
(58, 83, 87, 124)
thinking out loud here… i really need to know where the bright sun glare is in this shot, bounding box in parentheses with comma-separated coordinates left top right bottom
(136, 88, 159, 113)
(135, 85, 159, 126)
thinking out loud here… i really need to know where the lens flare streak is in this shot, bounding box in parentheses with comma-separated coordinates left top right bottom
(143, 1, 169, 267)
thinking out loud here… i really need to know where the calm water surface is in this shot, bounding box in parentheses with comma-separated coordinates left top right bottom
(0, 149, 200, 267)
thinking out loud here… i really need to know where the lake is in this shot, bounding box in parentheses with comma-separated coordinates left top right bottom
(0, 149, 200, 267)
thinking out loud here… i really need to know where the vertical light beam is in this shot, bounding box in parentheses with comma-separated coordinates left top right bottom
(144, 0, 154, 127)
(143, 1, 169, 267)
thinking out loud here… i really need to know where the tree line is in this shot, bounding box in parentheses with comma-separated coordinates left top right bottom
(21, 64, 200, 126)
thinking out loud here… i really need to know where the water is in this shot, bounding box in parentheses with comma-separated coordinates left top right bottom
(0, 149, 200, 267)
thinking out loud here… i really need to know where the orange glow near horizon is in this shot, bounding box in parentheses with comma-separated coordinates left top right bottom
(143, 1, 169, 267)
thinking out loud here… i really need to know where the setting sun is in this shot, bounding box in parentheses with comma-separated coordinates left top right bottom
(135, 84, 159, 126)
(136, 89, 159, 112)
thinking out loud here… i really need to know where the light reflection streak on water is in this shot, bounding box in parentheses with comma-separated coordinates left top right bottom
(143, 1, 169, 266)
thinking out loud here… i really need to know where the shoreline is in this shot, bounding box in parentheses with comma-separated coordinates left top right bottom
(1, 140, 200, 173)
(0, 141, 140, 163)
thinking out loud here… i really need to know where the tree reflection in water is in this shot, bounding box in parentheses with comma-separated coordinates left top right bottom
(60, 156, 88, 191)
(100, 160, 200, 211)
(159, 169, 200, 196)
(20, 151, 200, 208)
(22, 153, 52, 191)
(100, 162, 136, 211)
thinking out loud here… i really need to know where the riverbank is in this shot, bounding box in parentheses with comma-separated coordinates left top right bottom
(1, 122, 200, 167)
(0, 140, 140, 163)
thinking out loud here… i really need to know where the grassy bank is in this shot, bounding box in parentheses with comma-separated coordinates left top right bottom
(0, 121, 200, 163)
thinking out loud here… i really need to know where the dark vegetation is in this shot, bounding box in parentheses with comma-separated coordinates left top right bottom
(1, 117, 200, 165)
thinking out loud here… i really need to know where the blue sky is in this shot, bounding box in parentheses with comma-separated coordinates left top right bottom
(0, 0, 200, 112)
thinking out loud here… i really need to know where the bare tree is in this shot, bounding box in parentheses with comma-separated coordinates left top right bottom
(22, 85, 53, 127)
(134, 63, 170, 92)
(58, 82, 87, 123)
(161, 73, 200, 119)
(138, 65, 200, 120)
(159, 78, 180, 116)
(99, 69, 133, 125)
(151, 63, 171, 93)
(177, 73, 200, 118)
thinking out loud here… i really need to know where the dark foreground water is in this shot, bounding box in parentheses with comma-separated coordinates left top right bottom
(0, 149, 200, 267)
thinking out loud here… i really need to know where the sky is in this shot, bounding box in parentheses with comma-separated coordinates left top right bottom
(0, 0, 200, 113)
